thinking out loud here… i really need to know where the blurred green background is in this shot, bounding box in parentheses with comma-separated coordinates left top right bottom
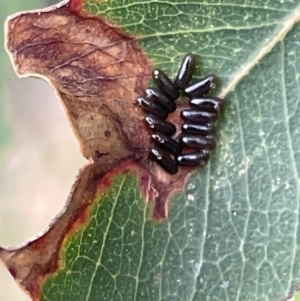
(0, 1, 85, 300)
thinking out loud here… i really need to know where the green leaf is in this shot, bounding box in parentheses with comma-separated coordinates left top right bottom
(2, 1, 300, 301)
(83, 1, 300, 299)
(52, 1, 300, 300)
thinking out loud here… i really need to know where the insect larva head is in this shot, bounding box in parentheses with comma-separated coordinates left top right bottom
(152, 133, 164, 144)
(145, 116, 155, 128)
(152, 69, 160, 79)
(208, 75, 217, 89)
(202, 149, 210, 155)
(151, 148, 162, 160)
(136, 97, 144, 106)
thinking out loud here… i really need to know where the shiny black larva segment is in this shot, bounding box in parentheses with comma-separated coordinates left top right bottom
(152, 132, 181, 155)
(152, 69, 180, 100)
(180, 109, 218, 123)
(174, 53, 196, 89)
(146, 87, 176, 113)
(145, 115, 176, 135)
(150, 147, 178, 174)
(179, 135, 216, 150)
(176, 151, 210, 166)
(190, 97, 224, 111)
(136, 96, 168, 120)
(182, 122, 216, 135)
(184, 75, 217, 97)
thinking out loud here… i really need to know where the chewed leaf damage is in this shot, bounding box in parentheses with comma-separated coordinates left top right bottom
(5, 0, 218, 221)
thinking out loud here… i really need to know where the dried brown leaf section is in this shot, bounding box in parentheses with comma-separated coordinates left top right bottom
(1, 1, 194, 298)
(5, 0, 192, 217)
(6, 0, 151, 167)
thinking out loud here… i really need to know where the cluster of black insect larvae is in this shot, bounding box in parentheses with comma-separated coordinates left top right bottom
(136, 54, 224, 175)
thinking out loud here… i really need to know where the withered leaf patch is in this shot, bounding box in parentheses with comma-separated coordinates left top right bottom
(5, 0, 192, 217)
(6, 0, 151, 166)
(1, 0, 194, 298)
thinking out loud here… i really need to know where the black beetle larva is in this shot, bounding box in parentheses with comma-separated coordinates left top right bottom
(176, 151, 210, 166)
(182, 122, 216, 135)
(145, 115, 176, 136)
(136, 96, 169, 120)
(150, 147, 178, 174)
(179, 135, 215, 150)
(180, 109, 218, 123)
(152, 132, 181, 155)
(174, 53, 196, 89)
(190, 97, 224, 111)
(152, 69, 180, 100)
(145, 87, 176, 113)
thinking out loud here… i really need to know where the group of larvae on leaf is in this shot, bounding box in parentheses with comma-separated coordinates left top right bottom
(137, 54, 224, 174)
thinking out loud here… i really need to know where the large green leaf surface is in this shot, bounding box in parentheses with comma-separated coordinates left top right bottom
(34, 0, 300, 300)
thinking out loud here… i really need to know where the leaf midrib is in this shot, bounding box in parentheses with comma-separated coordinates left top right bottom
(219, 7, 300, 99)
